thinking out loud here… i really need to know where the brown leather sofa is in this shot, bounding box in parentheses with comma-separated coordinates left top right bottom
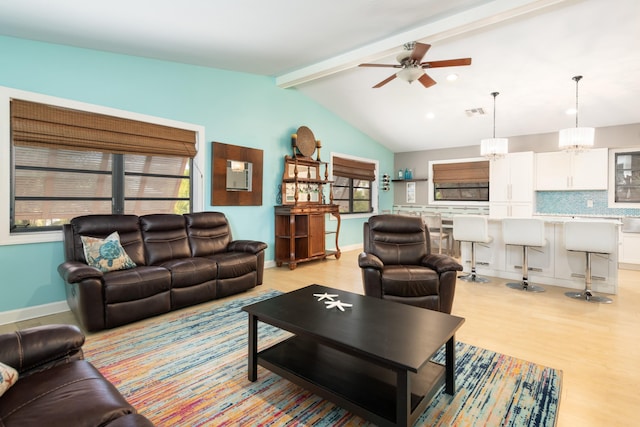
(58, 212, 267, 331)
(0, 324, 154, 427)
(358, 214, 463, 314)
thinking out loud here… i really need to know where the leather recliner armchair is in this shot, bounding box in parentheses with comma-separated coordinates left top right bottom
(358, 214, 463, 314)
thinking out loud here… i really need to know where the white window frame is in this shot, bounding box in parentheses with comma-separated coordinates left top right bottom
(0, 86, 205, 246)
(330, 152, 379, 219)
(428, 157, 491, 206)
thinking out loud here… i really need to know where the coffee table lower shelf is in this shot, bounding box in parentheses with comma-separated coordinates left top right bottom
(257, 336, 445, 427)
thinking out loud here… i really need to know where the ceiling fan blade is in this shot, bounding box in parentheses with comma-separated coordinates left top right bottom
(359, 63, 402, 68)
(418, 73, 437, 88)
(373, 74, 397, 88)
(421, 58, 472, 68)
(410, 42, 431, 62)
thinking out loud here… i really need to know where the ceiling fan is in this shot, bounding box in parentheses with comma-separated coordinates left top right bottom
(359, 42, 472, 89)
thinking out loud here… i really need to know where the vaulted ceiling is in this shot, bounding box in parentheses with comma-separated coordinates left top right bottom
(1, 0, 638, 152)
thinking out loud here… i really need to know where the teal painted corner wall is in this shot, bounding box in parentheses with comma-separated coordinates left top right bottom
(0, 36, 394, 313)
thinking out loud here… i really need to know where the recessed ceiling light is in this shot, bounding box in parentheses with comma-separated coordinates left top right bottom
(565, 108, 577, 115)
(425, 112, 435, 119)
(446, 73, 459, 81)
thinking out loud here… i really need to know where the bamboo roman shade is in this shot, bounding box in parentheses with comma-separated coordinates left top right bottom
(432, 161, 489, 183)
(332, 156, 376, 181)
(11, 99, 197, 158)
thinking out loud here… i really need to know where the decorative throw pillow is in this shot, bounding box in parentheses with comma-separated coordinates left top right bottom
(81, 231, 137, 273)
(0, 362, 18, 397)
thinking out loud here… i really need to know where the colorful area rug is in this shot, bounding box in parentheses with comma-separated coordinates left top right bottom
(84, 289, 561, 426)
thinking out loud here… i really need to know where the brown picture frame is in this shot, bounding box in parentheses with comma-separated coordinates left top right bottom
(212, 141, 263, 206)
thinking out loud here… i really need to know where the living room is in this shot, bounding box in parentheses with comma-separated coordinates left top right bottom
(1, 1, 639, 426)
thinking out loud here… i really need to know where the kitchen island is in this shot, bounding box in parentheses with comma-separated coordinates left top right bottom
(392, 206, 621, 294)
(458, 216, 620, 295)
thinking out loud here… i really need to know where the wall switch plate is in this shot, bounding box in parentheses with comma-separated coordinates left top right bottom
(587, 199, 594, 208)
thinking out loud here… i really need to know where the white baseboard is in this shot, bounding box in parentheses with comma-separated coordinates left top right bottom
(0, 300, 70, 326)
(264, 244, 362, 269)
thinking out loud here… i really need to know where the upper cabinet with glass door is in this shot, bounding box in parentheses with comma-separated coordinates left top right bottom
(614, 150, 640, 203)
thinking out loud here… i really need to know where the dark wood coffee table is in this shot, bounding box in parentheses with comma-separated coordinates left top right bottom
(242, 284, 465, 427)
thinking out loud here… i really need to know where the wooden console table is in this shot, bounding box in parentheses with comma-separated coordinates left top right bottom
(274, 204, 341, 270)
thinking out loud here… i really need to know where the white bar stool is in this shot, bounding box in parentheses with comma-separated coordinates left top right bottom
(564, 221, 616, 303)
(502, 218, 546, 292)
(453, 215, 492, 283)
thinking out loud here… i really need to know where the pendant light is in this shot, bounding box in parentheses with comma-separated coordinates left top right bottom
(558, 75, 594, 151)
(480, 92, 508, 159)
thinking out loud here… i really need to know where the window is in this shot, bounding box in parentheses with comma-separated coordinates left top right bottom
(12, 148, 191, 232)
(10, 99, 196, 232)
(331, 155, 376, 214)
(432, 161, 489, 202)
(1, 88, 204, 244)
(614, 151, 640, 203)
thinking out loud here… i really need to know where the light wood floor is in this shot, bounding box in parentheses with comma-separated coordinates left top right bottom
(3, 249, 638, 427)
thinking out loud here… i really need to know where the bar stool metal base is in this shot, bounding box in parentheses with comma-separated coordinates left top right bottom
(506, 282, 545, 292)
(458, 272, 490, 283)
(565, 251, 613, 303)
(565, 290, 613, 304)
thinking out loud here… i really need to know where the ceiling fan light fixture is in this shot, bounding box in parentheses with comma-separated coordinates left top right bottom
(559, 75, 594, 151)
(396, 66, 423, 83)
(481, 92, 508, 160)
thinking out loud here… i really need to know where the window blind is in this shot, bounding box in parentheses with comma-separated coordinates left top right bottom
(332, 156, 376, 181)
(432, 161, 489, 184)
(11, 99, 197, 158)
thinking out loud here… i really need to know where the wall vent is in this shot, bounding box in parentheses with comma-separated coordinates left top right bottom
(465, 108, 486, 117)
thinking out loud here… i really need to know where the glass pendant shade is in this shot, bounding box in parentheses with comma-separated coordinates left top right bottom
(481, 138, 509, 158)
(396, 66, 423, 83)
(558, 127, 594, 150)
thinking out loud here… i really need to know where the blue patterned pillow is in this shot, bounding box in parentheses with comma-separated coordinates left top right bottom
(0, 362, 18, 397)
(81, 231, 137, 273)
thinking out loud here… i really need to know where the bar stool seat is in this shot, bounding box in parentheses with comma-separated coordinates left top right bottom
(502, 218, 546, 292)
(564, 221, 616, 303)
(453, 215, 492, 283)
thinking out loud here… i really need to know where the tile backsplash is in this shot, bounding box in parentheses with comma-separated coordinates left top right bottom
(536, 190, 640, 217)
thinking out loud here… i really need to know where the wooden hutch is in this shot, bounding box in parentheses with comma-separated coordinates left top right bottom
(275, 126, 341, 269)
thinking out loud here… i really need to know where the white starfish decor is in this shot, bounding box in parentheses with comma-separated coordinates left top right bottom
(324, 300, 353, 311)
(313, 292, 338, 301)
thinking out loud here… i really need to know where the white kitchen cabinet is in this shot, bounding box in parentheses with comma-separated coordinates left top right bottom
(489, 151, 534, 218)
(535, 148, 608, 190)
(490, 202, 532, 218)
(619, 232, 640, 265)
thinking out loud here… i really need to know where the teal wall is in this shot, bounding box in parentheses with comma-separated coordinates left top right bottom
(0, 35, 394, 313)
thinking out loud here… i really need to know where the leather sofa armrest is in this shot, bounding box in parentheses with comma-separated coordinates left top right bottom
(422, 253, 463, 274)
(106, 413, 157, 427)
(0, 324, 85, 377)
(58, 260, 103, 283)
(227, 240, 268, 254)
(358, 252, 384, 270)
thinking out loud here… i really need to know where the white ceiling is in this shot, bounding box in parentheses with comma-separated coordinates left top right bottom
(1, 0, 639, 152)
